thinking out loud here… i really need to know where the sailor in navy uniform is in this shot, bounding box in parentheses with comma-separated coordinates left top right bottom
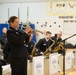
(36, 31, 53, 55)
(7, 16, 32, 75)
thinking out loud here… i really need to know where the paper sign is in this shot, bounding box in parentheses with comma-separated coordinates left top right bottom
(65, 52, 72, 70)
(32, 56, 44, 75)
(49, 53, 58, 74)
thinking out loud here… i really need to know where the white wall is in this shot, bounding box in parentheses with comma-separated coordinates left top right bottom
(0, 2, 50, 22)
(0, 2, 76, 45)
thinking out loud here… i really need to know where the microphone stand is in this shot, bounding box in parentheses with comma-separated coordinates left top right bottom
(62, 34, 76, 75)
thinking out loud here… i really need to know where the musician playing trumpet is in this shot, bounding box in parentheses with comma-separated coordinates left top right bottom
(35, 31, 53, 55)
(7, 16, 32, 75)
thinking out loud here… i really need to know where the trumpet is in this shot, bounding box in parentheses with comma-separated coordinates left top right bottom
(23, 25, 43, 34)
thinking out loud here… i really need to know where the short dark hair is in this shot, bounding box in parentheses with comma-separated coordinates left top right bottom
(46, 31, 52, 35)
(8, 16, 18, 24)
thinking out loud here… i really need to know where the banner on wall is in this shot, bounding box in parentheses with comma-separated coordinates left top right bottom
(47, 1, 76, 16)
(32, 56, 44, 75)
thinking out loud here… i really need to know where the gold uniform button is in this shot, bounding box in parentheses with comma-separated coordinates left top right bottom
(24, 41, 26, 43)
(24, 44, 26, 46)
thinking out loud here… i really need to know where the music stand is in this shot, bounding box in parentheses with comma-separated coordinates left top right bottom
(62, 34, 76, 75)
(51, 34, 76, 75)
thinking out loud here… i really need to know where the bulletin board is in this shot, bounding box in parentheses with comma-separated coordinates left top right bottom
(63, 20, 76, 34)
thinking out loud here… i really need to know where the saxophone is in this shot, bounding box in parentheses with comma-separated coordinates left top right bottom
(51, 42, 64, 53)
(43, 38, 55, 56)
(31, 42, 38, 57)
(0, 43, 2, 49)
